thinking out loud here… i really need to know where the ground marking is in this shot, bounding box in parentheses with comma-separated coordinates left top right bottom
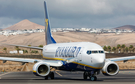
(0, 72, 11, 79)
(55, 71, 62, 76)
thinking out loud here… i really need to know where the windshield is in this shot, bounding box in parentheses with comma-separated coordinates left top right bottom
(86, 50, 104, 55)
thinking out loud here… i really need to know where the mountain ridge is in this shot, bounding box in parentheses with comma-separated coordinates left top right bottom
(4, 19, 44, 30)
(113, 25, 135, 30)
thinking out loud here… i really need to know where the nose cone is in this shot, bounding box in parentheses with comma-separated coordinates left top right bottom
(93, 54, 105, 68)
(97, 55, 105, 63)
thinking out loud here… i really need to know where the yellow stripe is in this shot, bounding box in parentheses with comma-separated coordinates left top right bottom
(43, 56, 65, 61)
(102, 71, 106, 74)
(42, 55, 102, 69)
(33, 70, 36, 73)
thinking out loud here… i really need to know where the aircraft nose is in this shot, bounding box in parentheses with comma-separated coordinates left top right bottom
(97, 56, 105, 63)
(93, 54, 105, 67)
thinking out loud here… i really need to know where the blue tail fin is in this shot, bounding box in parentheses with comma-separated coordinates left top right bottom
(44, 1, 56, 45)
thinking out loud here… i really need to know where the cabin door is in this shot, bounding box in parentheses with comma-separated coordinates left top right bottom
(77, 47, 84, 62)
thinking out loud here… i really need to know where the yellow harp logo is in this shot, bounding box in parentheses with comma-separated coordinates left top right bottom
(45, 19, 48, 32)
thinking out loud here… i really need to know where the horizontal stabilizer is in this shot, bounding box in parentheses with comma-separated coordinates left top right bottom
(3, 44, 43, 50)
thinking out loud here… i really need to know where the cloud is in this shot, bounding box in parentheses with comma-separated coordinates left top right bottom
(0, 17, 21, 29)
(0, 0, 44, 19)
(0, 0, 135, 28)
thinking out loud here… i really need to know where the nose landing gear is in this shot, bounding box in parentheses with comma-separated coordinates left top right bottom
(83, 71, 97, 81)
(89, 76, 97, 81)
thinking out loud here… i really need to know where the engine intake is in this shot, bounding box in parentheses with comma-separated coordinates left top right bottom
(102, 60, 119, 76)
(33, 62, 50, 76)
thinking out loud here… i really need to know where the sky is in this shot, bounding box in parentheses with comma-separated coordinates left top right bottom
(0, 0, 135, 29)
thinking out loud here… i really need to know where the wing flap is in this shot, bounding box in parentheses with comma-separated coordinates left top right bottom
(0, 57, 63, 67)
(107, 56, 135, 61)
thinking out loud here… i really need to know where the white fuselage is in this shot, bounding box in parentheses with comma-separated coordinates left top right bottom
(43, 42, 105, 71)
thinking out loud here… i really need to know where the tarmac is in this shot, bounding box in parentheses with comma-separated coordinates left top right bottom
(0, 70, 135, 84)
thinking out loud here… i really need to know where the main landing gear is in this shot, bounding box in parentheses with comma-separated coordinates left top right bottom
(83, 71, 97, 81)
(44, 72, 54, 80)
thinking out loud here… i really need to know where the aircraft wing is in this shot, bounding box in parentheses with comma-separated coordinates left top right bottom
(4, 44, 43, 50)
(0, 57, 63, 67)
(107, 56, 135, 61)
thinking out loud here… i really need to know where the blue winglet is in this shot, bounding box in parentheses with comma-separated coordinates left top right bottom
(44, 1, 56, 45)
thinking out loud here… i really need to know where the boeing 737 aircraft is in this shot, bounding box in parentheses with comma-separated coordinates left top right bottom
(1, 1, 135, 81)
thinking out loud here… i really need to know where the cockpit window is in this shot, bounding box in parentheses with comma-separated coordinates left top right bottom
(87, 51, 91, 54)
(92, 51, 98, 53)
(99, 51, 104, 53)
(86, 50, 104, 55)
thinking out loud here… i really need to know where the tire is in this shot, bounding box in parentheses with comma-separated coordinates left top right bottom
(83, 72, 87, 79)
(50, 72, 54, 79)
(44, 76, 48, 80)
(90, 76, 97, 81)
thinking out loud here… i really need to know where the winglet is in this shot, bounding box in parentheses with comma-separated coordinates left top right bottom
(44, 1, 56, 45)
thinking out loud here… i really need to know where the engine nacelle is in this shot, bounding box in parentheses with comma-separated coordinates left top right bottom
(33, 62, 50, 76)
(102, 60, 119, 76)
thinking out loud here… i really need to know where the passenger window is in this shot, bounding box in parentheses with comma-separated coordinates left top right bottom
(87, 51, 91, 55)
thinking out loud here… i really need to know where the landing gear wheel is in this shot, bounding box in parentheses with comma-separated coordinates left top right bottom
(50, 72, 54, 79)
(90, 76, 97, 81)
(83, 72, 88, 79)
(44, 76, 48, 80)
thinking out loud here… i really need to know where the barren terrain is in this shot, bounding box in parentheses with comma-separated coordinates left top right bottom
(1, 32, 135, 72)
(0, 32, 135, 48)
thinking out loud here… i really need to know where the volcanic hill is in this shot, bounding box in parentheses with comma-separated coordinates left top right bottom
(4, 19, 44, 30)
(114, 25, 135, 30)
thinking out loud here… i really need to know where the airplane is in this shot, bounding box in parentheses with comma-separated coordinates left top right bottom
(1, 1, 135, 81)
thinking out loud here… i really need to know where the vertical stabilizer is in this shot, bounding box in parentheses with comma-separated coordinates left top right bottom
(44, 1, 56, 45)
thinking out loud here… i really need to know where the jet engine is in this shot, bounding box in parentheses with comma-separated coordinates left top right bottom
(33, 62, 50, 76)
(102, 60, 119, 76)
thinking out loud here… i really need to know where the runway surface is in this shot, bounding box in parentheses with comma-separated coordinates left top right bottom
(0, 70, 135, 84)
